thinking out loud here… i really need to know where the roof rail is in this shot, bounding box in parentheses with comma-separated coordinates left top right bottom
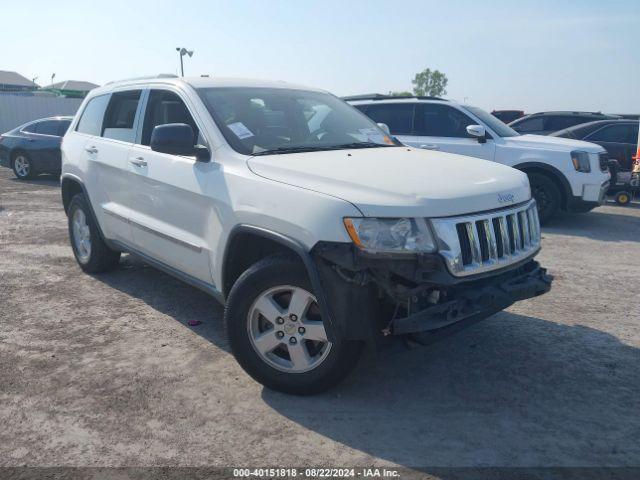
(531, 110, 618, 116)
(106, 73, 178, 85)
(342, 93, 446, 102)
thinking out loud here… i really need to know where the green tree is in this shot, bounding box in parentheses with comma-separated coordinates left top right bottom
(412, 68, 448, 97)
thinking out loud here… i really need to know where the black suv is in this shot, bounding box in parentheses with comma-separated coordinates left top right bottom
(509, 111, 620, 136)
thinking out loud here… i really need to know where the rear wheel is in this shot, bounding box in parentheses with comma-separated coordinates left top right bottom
(528, 173, 560, 224)
(12, 152, 36, 180)
(615, 191, 631, 205)
(68, 193, 121, 273)
(225, 255, 362, 395)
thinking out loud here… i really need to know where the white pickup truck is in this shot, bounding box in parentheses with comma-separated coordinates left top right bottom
(61, 76, 552, 394)
(347, 95, 611, 223)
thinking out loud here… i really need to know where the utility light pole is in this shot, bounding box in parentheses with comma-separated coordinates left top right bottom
(51, 73, 56, 86)
(175, 47, 194, 77)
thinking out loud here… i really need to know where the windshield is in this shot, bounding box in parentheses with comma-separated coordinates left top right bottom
(465, 106, 520, 138)
(197, 87, 396, 155)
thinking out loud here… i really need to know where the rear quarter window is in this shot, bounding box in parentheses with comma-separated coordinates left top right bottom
(76, 94, 111, 136)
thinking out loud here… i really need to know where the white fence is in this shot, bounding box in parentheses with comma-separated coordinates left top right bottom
(0, 93, 82, 133)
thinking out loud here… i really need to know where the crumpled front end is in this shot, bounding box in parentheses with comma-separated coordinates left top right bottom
(311, 201, 553, 347)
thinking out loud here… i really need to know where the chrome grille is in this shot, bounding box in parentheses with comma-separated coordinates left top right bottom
(430, 200, 541, 277)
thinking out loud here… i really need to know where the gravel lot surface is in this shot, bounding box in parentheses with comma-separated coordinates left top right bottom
(1, 168, 639, 474)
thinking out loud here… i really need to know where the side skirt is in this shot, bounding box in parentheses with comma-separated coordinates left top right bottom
(109, 239, 225, 305)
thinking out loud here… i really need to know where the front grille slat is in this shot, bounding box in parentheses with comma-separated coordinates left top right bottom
(431, 200, 541, 277)
(465, 222, 482, 265)
(485, 219, 498, 261)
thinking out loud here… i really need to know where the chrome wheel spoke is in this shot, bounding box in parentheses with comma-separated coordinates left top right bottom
(301, 321, 327, 342)
(253, 295, 285, 324)
(287, 287, 313, 320)
(253, 331, 281, 354)
(287, 342, 312, 370)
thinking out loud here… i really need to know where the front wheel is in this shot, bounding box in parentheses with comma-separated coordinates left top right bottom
(528, 173, 560, 224)
(225, 255, 362, 395)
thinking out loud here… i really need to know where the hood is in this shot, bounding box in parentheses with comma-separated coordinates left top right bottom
(504, 134, 606, 153)
(248, 147, 531, 217)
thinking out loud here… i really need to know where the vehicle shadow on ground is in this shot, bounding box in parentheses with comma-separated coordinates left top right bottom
(262, 312, 640, 470)
(542, 207, 640, 242)
(9, 174, 60, 187)
(95, 254, 229, 352)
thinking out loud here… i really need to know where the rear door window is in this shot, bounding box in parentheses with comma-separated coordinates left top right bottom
(586, 124, 637, 143)
(363, 103, 414, 135)
(35, 120, 62, 136)
(57, 120, 72, 136)
(76, 94, 111, 136)
(102, 90, 143, 142)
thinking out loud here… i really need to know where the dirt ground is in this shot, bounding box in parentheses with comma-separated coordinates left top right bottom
(1, 168, 639, 473)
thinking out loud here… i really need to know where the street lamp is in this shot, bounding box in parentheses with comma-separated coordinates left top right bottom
(51, 73, 56, 86)
(175, 47, 194, 77)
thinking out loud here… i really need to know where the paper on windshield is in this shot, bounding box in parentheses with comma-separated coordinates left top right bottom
(228, 122, 254, 139)
(359, 128, 386, 144)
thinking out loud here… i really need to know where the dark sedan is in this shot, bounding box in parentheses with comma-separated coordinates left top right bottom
(551, 119, 639, 171)
(0, 116, 73, 180)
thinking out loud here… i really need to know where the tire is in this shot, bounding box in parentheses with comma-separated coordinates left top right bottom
(225, 254, 363, 395)
(615, 191, 631, 205)
(67, 193, 121, 273)
(12, 152, 36, 180)
(528, 173, 561, 224)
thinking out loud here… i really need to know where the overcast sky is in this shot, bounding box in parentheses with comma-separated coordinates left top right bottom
(2, 0, 638, 113)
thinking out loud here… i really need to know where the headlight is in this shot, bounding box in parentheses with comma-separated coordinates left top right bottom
(571, 151, 591, 173)
(343, 217, 437, 253)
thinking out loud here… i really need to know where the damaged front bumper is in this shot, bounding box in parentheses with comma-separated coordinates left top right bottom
(388, 260, 552, 335)
(311, 242, 553, 344)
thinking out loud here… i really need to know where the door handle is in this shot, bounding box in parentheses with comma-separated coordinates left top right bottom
(85, 146, 98, 154)
(129, 157, 148, 167)
(420, 144, 440, 150)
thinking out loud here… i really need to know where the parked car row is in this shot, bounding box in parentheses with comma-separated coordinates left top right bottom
(345, 95, 611, 223)
(0, 76, 630, 394)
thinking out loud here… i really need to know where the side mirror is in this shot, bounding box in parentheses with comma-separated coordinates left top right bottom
(466, 124, 487, 144)
(377, 123, 391, 135)
(150, 123, 210, 161)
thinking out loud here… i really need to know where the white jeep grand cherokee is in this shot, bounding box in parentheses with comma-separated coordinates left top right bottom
(61, 76, 552, 394)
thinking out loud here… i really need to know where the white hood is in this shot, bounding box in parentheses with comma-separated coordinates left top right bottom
(505, 134, 606, 153)
(248, 147, 531, 217)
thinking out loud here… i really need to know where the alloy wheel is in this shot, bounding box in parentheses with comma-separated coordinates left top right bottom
(72, 209, 92, 263)
(247, 285, 331, 373)
(14, 155, 30, 178)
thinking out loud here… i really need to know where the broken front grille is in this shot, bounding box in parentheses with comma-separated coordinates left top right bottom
(431, 200, 541, 277)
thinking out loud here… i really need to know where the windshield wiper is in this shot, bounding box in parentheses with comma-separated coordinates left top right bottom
(252, 146, 338, 156)
(252, 142, 394, 156)
(330, 142, 394, 150)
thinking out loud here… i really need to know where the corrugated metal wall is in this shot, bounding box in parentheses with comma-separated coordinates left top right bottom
(0, 93, 82, 133)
